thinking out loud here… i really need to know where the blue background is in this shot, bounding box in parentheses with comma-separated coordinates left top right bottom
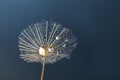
(0, 0, 120, 80)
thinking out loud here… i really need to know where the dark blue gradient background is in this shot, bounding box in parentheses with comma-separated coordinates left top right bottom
(0, 0, 120, 80)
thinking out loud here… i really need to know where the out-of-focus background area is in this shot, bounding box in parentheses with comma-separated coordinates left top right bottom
(0, 0, 120, 80)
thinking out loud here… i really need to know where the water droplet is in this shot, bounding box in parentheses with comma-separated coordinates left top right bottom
(62, 44, 66, 47)
(65, 38, 68, 42)
(56, 36, 60, 40)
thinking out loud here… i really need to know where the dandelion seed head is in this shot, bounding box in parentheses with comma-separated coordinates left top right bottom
(18, 20, 77, 64)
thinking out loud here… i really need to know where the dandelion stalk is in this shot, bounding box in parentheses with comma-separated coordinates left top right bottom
(40, 57, 45, 80)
